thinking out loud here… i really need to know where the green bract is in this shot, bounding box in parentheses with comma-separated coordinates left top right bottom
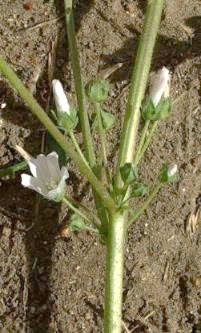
(130, 182, 149, 197)
(57, 107, 78, 132)
(69, 214, 86, 231)
(92, 108, 116, 132)
(142, 96, 171, 121)
(120, 163, 138, 184)
(86, 79, 109, 103)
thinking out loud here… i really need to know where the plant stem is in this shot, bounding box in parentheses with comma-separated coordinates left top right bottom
(134, 120, 150, 165)
(69, 131, 89, 168)
(104, 2, 164, 331)
(104, 211, 126, 333)
(135, 121, 158, 166)
(115, 0, 165, 188)
(95, 103, 108, 167)
(127, 181, 162, 227)
(0, 160, 27, 178)
(63, 196, 93, 224)
(64, 0, 109, 232)
(64, 0, 96, 166)
(0, 56, 116, 212)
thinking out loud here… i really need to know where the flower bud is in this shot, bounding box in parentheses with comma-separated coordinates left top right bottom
(52, 79, 70, 115)
(149, 67, 170, 107)
(160, 163, 178, 183)
(85, 79, 109, 103)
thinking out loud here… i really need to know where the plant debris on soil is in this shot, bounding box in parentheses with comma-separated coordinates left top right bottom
(0, 0, 201, 332)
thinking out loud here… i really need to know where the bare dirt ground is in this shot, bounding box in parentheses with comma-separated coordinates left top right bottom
(0, 0, 201, 332)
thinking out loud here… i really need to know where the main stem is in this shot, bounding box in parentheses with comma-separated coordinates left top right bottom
(104, 1, 165, 332)
(104, 211, 126, 333)
(115, 0, 165, 188)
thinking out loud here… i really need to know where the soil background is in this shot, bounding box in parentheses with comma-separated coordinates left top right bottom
(0, 0, 201, 332)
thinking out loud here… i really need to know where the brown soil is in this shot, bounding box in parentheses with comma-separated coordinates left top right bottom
(0, 0, 201, 332)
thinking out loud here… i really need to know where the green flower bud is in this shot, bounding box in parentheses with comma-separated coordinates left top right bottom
(142, 96, 171, 121)
(86, 79, 109, 103)
(57, 107, 78, 132)
(160, 163, 179, 183)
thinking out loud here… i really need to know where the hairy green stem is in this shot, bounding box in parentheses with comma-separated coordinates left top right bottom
(115, 0, 165, 188)
(104, 211, 126, 333)
(0, 160, 27, 177)
(135, 121, 158, 166)
(104, 2, 165, 332)
(63, 196, 91, 223)
(95, 103, 108, 167)
(134, 120, 150, 165)
(69, 131, 89, 168)
(127, 181, 162, 227)
(0, 56, 116, 211)
(64, 0, 96, 165)
(64, 0, 109, 231)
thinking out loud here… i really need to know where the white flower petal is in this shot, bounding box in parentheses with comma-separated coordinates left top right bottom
(52, 79, 70, 115)
(150, 67, 170, 107)
(31, 154, 51, 184)
(46, 152, 61, 182)
(28, 160, 37, 177)
(167, 164, 178, 178)
(21, 150, 69, 202)
(60, 166, 69, 181)
(21, 173, 48, 195)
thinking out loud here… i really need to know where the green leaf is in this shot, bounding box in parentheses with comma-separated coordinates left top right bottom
(69, 214, 86, 232)
(100, 109, 116, 130)
(120, 163, 138, 184)
(85, 79, 109, 103)
(130, 182, 149, 197)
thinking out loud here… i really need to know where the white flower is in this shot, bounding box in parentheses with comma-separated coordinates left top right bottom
(149, 67, 170, 107)
(21, 150, 69, 202)
(52, 79, 70, 115)
(167, 163, 178, 178)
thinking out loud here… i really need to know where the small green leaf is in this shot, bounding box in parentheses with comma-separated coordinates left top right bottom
(130, 182, 149, 197)
(100, 109, 116, 130)
(85, 79, 109, 103)
(120, 163, 138, 184)
(69, 214, 86, 232)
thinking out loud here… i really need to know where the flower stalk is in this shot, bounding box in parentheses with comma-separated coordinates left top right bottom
(115, 0, 165, 188)
(0, 56, 116, 211)
(63, 0, 96, 166)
